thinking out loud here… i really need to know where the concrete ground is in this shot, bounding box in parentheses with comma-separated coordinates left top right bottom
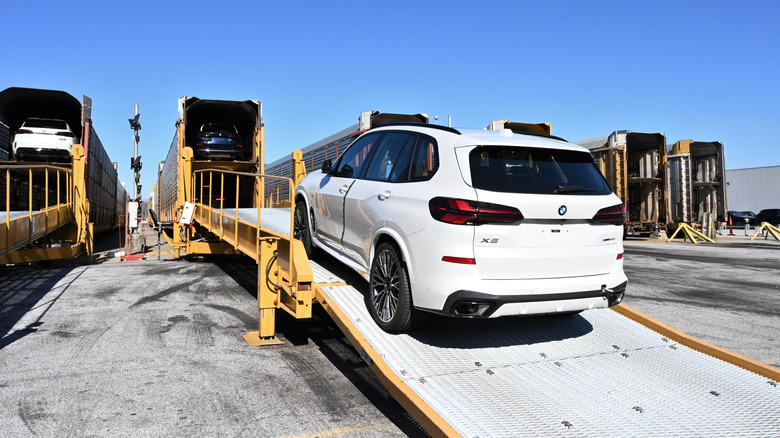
(1, 226, 778, 437)
(622, 233, 780, 369)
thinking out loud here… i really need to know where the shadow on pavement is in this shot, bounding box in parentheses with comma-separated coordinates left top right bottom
(0, 264, 84, 350)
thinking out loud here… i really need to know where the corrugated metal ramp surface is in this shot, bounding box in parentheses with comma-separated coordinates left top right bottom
(311, 263, 779, 437)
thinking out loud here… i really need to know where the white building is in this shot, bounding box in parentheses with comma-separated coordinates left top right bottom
(726, 165, 780, 213)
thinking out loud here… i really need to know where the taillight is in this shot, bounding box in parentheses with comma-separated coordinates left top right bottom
(16, 129, 33, 134)
(56, 131, 74, 137)
(429, 197, 523, 225)
(592, 204, 626, 225)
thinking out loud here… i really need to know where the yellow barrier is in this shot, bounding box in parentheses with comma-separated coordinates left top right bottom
(750, 222, 780, 241)
(667, 223, 715, 244)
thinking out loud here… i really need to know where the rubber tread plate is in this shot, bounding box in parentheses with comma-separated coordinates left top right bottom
(319, 281, 780, 437)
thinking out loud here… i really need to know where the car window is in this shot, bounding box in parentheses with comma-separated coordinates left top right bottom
(469, 146, 611, 195)
(409, 135, 438, 182)
(24, 119, 67, 130)
(364, 133, 415, 182)
(332, 133, 382, 178)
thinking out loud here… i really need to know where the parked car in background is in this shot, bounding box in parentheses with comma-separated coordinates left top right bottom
(13, 117, 76, 162)
(294, 124, 628, 332)
(193, 123, 245, 161)
(728, 210, 755, 226)
(755, 209, 780, 227)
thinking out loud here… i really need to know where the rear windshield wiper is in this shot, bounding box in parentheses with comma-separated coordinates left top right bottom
(554, 185, 596, 194)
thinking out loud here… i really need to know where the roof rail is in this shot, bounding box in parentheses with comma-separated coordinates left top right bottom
(368, 122, 461, 135)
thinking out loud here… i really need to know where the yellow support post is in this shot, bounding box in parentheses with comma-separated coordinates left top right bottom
(244, 237, 284, 346)
(72, 144, 94, 263)
(173, 145, 193, 259)
(292, 149, 307, 187)
(667, 223, 715, 244)
(751, 222, 780, 241)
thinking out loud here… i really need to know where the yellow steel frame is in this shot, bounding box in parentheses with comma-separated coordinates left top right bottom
(751, 222, 780, 241)
(0, 144, 92, 264)
(190, 152, 313, 345)
(167, 120, 267, 259)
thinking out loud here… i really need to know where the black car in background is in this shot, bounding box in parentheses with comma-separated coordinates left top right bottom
(754, 209, 780, 227)
(728, 210, 756, 226)
(193, 123, 245, 161)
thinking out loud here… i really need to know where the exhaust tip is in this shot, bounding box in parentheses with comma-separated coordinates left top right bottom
(451, 301, 495, 318)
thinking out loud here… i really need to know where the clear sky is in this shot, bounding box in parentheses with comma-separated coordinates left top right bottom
(2, 1, 778, 199)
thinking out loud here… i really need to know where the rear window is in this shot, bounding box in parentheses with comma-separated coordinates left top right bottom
(24, 119, 68, 130)
(201, 124, 237, 133)
(469, 146, 612, 195)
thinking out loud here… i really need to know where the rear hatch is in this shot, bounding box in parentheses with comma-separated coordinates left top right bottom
(458, 144, 623, 280)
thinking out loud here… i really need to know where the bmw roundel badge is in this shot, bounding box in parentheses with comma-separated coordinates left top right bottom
(558, 205, 567, 216)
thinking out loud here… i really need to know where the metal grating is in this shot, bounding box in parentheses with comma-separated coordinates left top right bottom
(318, 281, 780, 437)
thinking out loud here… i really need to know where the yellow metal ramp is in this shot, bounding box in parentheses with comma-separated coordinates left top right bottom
(1, 160, 84, 263)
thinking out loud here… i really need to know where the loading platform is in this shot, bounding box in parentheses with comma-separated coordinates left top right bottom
(164, 160, 780, 437)
(0, 146, 95, 264)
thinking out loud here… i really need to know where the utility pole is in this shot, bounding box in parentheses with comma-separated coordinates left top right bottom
(123, 105, 145, 260)
(130, 104, 142, 207)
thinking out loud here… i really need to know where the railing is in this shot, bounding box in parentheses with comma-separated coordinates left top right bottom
(191, 168, 296, 263)
(1, 163, 73, 257)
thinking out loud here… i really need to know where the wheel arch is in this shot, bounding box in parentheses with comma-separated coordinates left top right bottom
(372, 227, 416, 289)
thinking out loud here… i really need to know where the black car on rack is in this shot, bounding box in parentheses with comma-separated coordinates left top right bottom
(193, 123, 245, 161)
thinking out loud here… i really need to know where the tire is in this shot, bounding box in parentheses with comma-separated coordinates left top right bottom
(293, 199, 312, 258)
(369, 242, 426, 332)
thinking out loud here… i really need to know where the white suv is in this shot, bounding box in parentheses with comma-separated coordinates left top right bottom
(13, 118, 76, 162)
(294, 124, 627, 332)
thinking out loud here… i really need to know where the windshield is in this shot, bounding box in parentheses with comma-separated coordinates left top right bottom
(469, 146, 612, 195)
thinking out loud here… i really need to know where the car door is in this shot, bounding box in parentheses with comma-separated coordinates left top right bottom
(342, 132, 417, 270)
(312, 133, 382, 252)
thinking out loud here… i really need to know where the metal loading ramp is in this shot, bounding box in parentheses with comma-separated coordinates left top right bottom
(312, 264, 779, 437)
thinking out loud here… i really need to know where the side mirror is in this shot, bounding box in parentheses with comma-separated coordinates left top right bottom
(321, 159, 333, 173)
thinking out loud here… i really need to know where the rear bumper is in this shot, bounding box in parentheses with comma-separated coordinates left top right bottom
(434, 281, 627, 318)
(14, 147, 72, 162)
(194, 147, 247, 161)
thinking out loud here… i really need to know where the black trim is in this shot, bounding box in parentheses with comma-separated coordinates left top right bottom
(369, 122, 461, 135)
(514, 131, 568, 143)
(437, 282, 628, 318)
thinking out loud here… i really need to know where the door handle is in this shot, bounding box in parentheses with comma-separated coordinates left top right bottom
(339, 185, 349, 194)
(378, 190, 391, 200)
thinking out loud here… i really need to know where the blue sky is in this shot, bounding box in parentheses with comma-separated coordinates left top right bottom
(2, 1, 778, 198)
